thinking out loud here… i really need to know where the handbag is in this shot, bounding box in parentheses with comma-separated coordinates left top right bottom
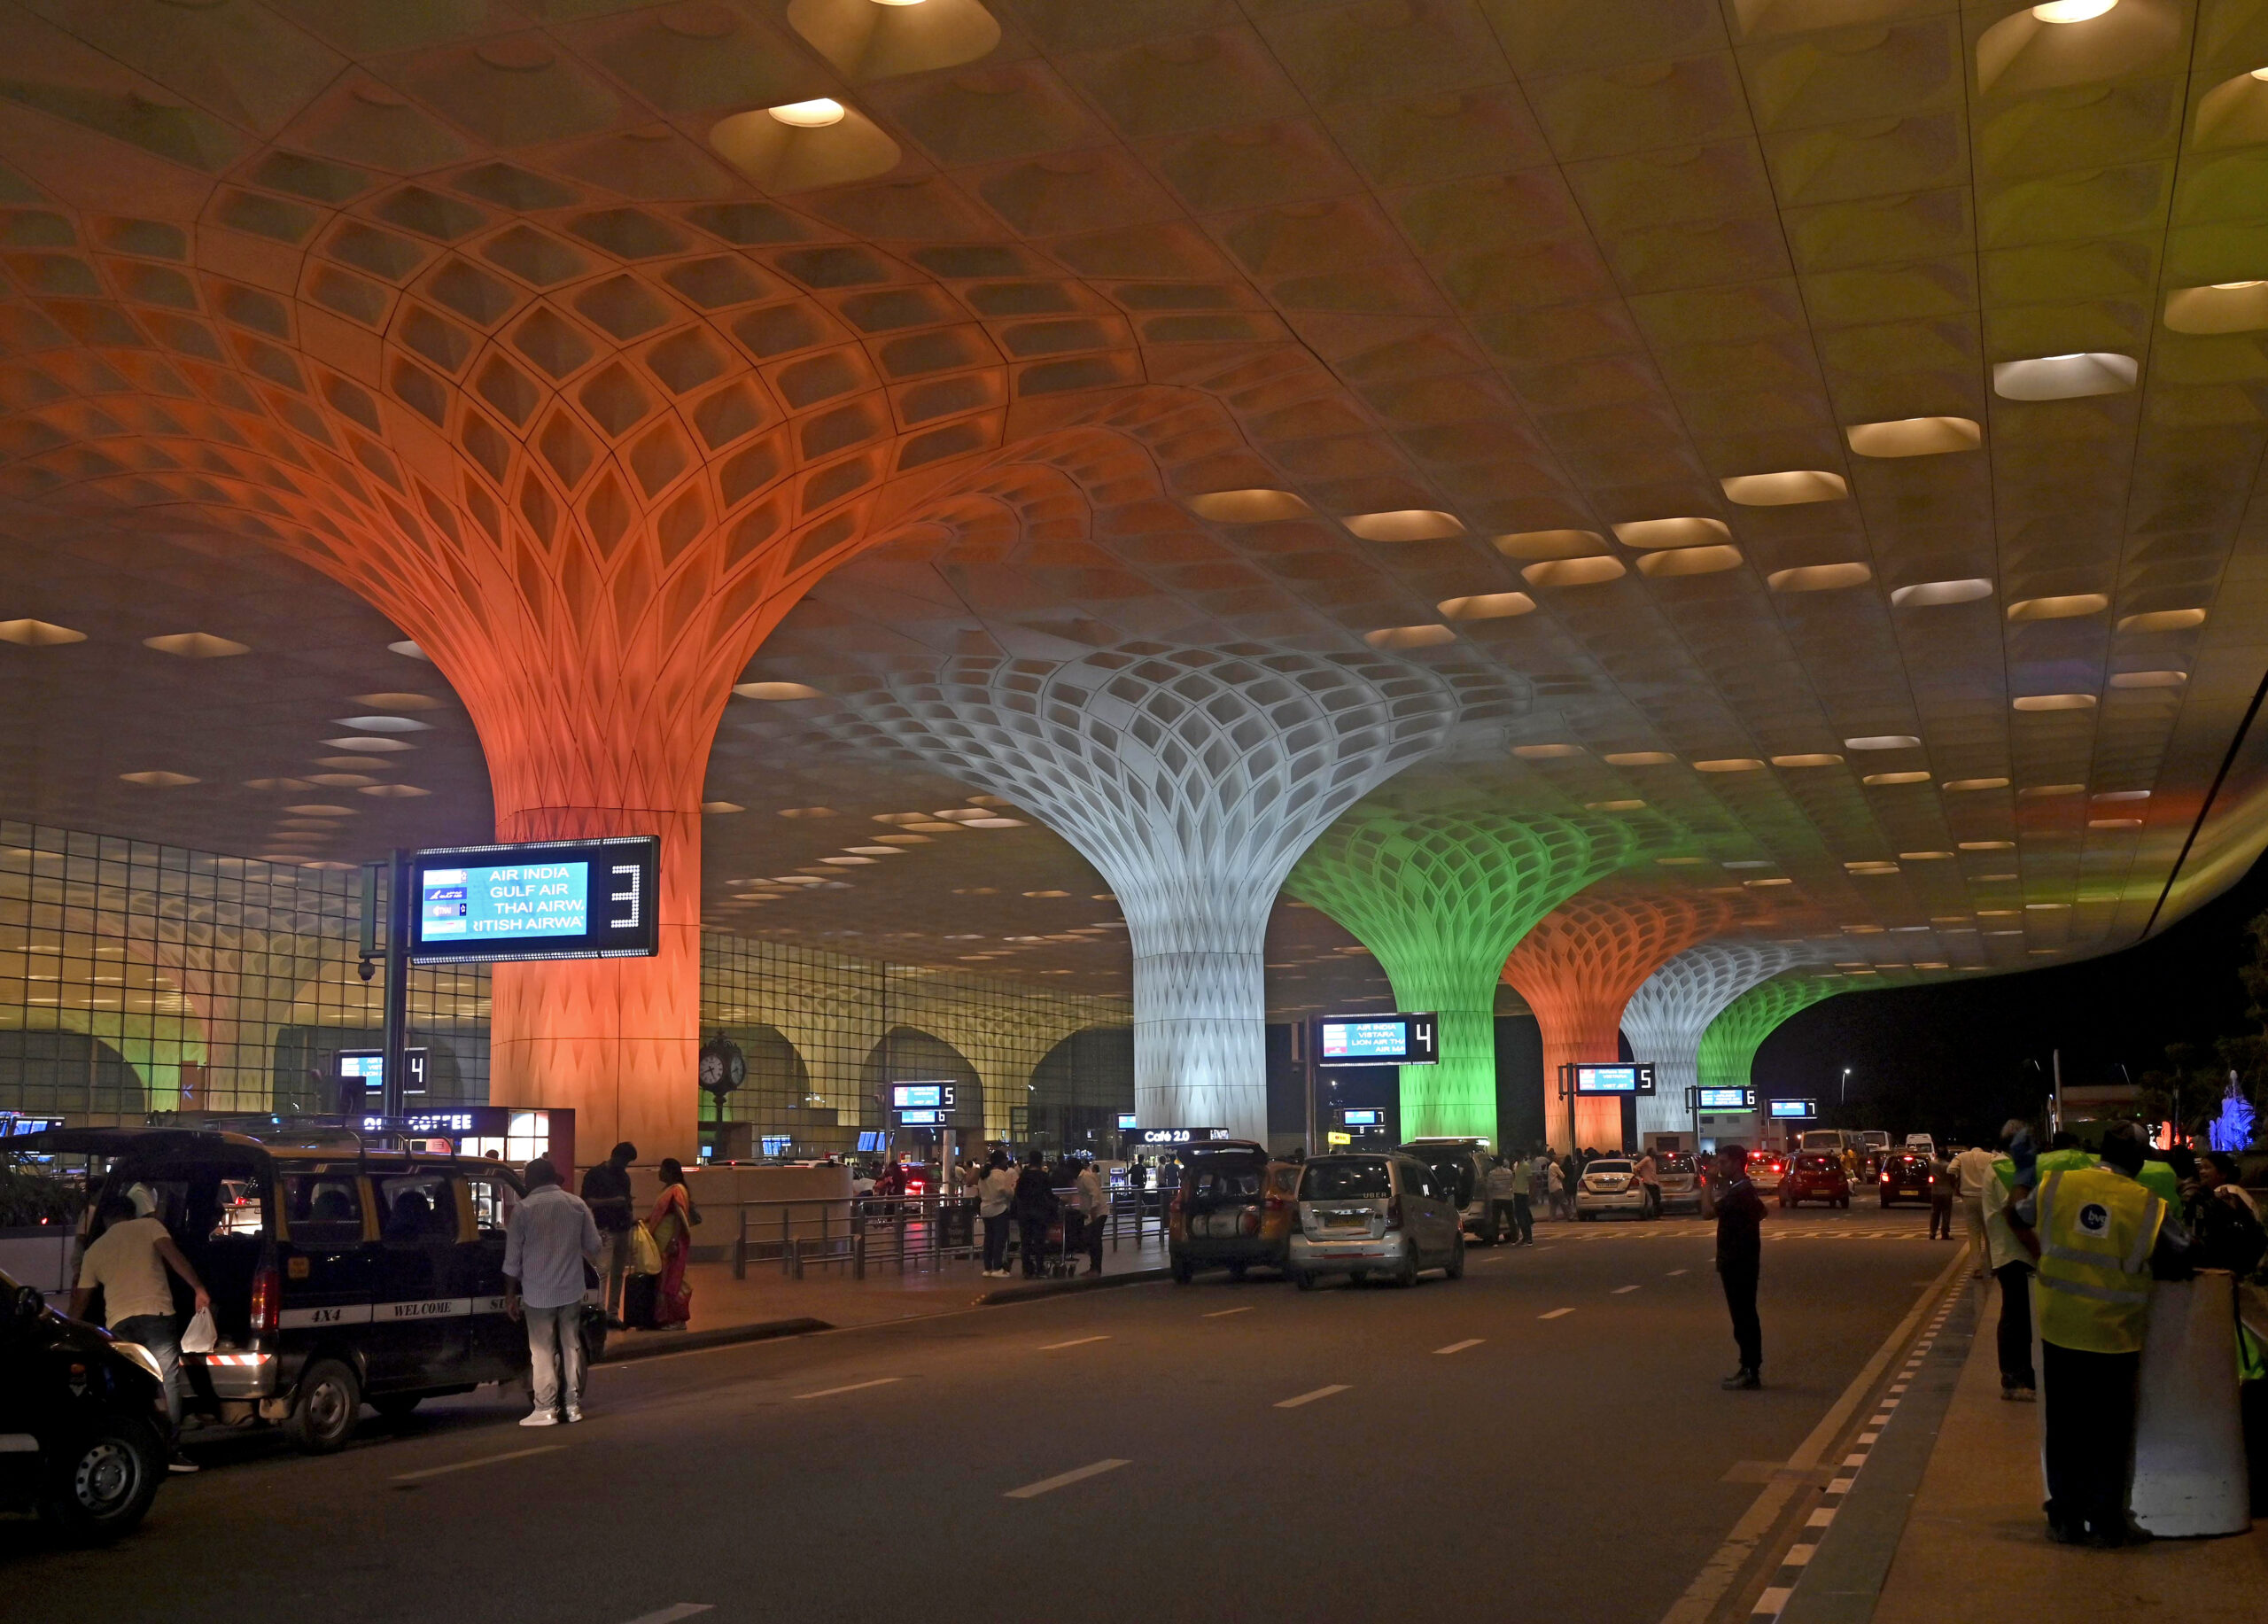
(628, 1219, 663, 1275)
(179, 1306, 217, 1355)
(687, 1196, 702, 1228)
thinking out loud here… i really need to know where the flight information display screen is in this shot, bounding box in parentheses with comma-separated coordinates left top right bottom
(1697, 1086, 1754, 1111)
(407, 837, 660, 965)
(1768, 1098, 1819, 1120)
(1316, 1013, 1439, 1067)
(1573, 1062, 1656, 1095)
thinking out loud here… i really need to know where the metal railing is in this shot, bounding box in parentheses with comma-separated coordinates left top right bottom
(726, 1190, 1171, 1282)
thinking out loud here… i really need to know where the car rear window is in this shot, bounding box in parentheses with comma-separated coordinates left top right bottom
(282, 1170, 364, 1245)
(1661, 1155, 1695, 1173)
(1796, 1154, 1837, 1171)
(1587, 1161, 1633, 1175)
(1301, 1160, 1392, 1200)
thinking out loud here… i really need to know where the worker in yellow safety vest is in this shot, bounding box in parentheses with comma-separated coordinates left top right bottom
(2023, 1122, 2190, 1548)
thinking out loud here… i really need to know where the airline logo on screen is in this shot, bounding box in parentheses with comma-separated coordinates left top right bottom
(422, 863, 589, 939)
(406, 836, 660, 963)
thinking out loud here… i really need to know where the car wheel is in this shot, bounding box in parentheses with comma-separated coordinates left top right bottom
(1171, 1254, 1193, 1286)
(38, 1418, 163, 1542)
(1396, 1247, 1420, 1288)
(372, 1395, 422, 1424)
(1445, 1235, 1466, 1281)
(1292, 1267, 1317, 1291)
(284, 1356, 362, 1454)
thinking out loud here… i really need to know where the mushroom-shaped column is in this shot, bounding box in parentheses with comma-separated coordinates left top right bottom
(828, 648, 1458, 1141)
(1696, 972, 1857, 1098)
(1622, 941, 1836, 1139)
(1287, 812, 1636, 1145)
(1502, 892, 1738, 1153)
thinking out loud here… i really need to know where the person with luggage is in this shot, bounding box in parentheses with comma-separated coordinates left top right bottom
(71, 1192, 211, 1472)
(504, 1157, 602, 1426)
(1013, 1150, 1060, 1278)
(978, 1150, 1017, 1277)
(1075, 1159, 1110, 1275)
(643, 1157, 696, 1329)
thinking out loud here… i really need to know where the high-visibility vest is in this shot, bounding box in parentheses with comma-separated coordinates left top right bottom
(2137, 1159, 2179, 1207)
(2035, 1163, 2164, 1355)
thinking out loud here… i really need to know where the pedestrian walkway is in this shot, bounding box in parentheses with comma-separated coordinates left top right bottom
(1864, 1275, 2268, 1623)
(604, 1226, 1171, 1355)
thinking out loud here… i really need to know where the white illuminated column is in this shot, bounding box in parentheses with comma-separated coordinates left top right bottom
(829, 648, 1461, 1141)
(1621, 940, 1834, 1138)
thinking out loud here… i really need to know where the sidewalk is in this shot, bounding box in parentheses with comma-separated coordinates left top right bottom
(602, 1224, 1171, 1356)
(1869, 1277, 2268, 1622)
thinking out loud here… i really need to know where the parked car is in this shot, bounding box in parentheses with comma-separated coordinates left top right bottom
(1287, 1154, 1464, 1289)
(1876, 1151, 1934, 1208)
(1654, 1153, 1702, 1214)
(1781, 1151, 1851, 1208)
(1745, 1150, 1787, 1193)
(28, 1125, 544, 1455)
(0, 1265, 168, 1539)
(1575, 1158, 1650, 1221)
(1168, 1141, 1300, 1283)
(1394, 1138, 1495, 1242)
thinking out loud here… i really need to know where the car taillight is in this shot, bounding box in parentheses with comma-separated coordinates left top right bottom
(1386, 1196, 1403, 1229)
(251, 1264, 279, 1337)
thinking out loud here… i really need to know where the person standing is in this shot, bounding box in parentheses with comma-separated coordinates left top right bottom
(1546, 1155, 1568, 1221)
(1074, 1159, 1109, 1275)
(1978, 1119, 2038, 1402)
(504, 1157, 602, 1426)
(1953, 1138, 1998, 1277)
(1700, 1144, 1767, 1389)
(1927, 1148, 1955, 1240)
(1634, 1148, 1661, 1220)
(72, 1193, 211, 1472)
(1484, 1156, 1518, 1244)
(2027, 1123, 2186, 1545)
(579, 1141, 636, 1325)
(1013, 1150, 1059, 1278)
(645, 1157, 695, 1328)
(1507, 1153, 1535, 1245)
(978, 1150, 1016, 1278)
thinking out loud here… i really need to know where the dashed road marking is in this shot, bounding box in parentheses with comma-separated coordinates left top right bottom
(1275, 1385, 1350, 1409)
(1039, 1335, 1110, 1350)
(1539, 1308, 1575, 1320)
(392, 1444, 563, 1482)
(1434, 1339, 1484, 1355)
(1005, 1458, 1130, 1499)
(618, 1607, 714, 1624)
(1612, 1285, 1641, 1294)
(1202, 1307, 1252, 1318)
(794, 1377, 901, 1400)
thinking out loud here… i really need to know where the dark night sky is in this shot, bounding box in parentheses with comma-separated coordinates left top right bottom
(1757, 850, 2268, 1145)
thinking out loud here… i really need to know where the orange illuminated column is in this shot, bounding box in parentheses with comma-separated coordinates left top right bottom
(1502, 892, 1733, 1154)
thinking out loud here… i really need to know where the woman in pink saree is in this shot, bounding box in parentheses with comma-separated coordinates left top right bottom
(646, 1157, 695, 1328)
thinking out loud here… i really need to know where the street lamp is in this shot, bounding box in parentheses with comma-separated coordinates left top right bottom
(1841, 1066, 1852, 1105)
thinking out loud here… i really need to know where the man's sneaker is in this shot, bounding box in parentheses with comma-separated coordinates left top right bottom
(519, 1410, 559, 1427)
(167, 1456, 200, 1474)
(1720, 1367, 1761, 1391)
(563, 1407, 584, 1425)
(2045, 1519, 2086, 1545)
(2012, 1386, 2037, 1403)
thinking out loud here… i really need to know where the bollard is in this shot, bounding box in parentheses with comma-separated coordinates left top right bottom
(2132, 1270, 2251, 1537)
(780, 1206, 792, 1277)
(734, 1207, 748, 1281)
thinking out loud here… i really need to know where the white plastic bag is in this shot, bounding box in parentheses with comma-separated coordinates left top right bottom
(179, 1306, 217, 1355)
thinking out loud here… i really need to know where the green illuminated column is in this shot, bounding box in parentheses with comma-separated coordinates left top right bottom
(1287, 810, 1635, 1145)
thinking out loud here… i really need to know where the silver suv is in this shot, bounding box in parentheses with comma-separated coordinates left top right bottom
(1288, 1154, 1465, 1290)
(1394, 1138, 1495, 1240)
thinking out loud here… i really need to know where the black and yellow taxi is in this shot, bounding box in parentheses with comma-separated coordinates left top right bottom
(30, 1126, 534, 1453)
(1167, 1140, 1301, 1282)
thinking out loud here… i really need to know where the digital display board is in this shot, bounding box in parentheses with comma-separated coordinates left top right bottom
(407, 837, 660, 965)
(1697, 1087, 1754, 1111)
(891, 1084, 953, 1111)
(1116, 1113, 1139, 1131)
(1340, 1108, 1383, 1127)
(1316, 1012, 1439, 1068)
(898, 1108, 945, 1127)
(335, 1049, 427, 1097)
(1768, 1098, 1819, 1120)
(1574, 1062, 1656, 1095)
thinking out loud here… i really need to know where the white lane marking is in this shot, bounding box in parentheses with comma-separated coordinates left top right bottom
(794, 1377, 902, 1400)
(1203, 1307, 1253, 1317)
(1842, 1453, 1868, 1468)
(1434, 1339, 1484, 1355)
(1039, 1335, 1110, 1350)
(1753, 1587, 1791, 1615)
(1005, 1458, 1130, 1499)
(619, 1608, 714, 1624)
(1612, 1285, 1641, 1294)
(1828, 1476, 1855, 1493)
(1784, 1544, 1816, 1567)
(1666, 1268, 1689, 1276)
(392, 1444, 563, 1482)
(1858, 1432, 1879, 1445)
(1539, 1307, 1575, 1319)
(1806, 1507, 1837, 1527)
(1275, 1384, 1350, 1409)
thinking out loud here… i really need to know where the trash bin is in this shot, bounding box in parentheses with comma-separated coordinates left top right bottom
(937, 1198, 975, 1250)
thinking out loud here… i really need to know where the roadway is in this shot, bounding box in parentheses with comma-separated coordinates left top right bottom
(3, 1206, 1967, 1624)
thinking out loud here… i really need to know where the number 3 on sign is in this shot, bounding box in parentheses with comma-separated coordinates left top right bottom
(610, 863, 641, 929)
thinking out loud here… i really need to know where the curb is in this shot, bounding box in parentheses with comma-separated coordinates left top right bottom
(597, 1315, 830, 1364)
(974, 1267, 1172, 1306)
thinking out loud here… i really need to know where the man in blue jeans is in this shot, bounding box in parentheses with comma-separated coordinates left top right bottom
(73, 1192, 211, 1472)
(504, 1157, 602, 1426)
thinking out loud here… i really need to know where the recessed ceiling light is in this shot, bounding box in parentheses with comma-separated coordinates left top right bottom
(358, 783, 429, 797)
(702, 801, 745, 813)
(120, 771, 198, 787)
(388, 640, 430, 660)
(2006, 594, 2109, 622)
(1186, 489, 1312, 523)
(2025, 900, 2072, 911)
(1900, 851, 1954, 860)
(350, 692, 443, 710)
(2087, 818, 2144, 829)
(0, 618, 85, 646)
(283, 803, 356, 817)
(1585, 799, 1646, 812)
(1992, 352, 2137, 400)
(778, 806, 837, 819)
(322, 736, 415, 751)
(2018, 783, 2085, 798)
(1437, 591, 1534, 621)
(1960, 840, 2016, 851)
(1612, 517, 1732, 550)
(1721, 471, 1848, 507)
(245, 777, 313, 791)
(2011, 693, 2097, 711)
(1364, 624, 1456, 649)
(1343, 509, 1464, 541)
(334, 715, 431, 733)
(1771, 753, 1844, 767)
(1513, 743, 1586, 759)
(2031, 0, 2116, 20)
(1862, 771, 1932, 786)
(967, 817, 1025, 828)
(1744, 876, 1793, 887)
(307, 773, 376, 788)
(2117, 609, 2206, 633)
(2094, 789, 2150, 802)
(1890, 579, 1993, 608)
(2109, 670, 2186, 688)
(1604, 750, 1677, 765)
(769, 97, 846, 128)
(1845, 734, 1920, 750)
(843, 846, 904, 857)
(144, 632, 248, 657)
(734, 681, 821, 700)
(1493, 529, 1604, 561)
(1636, 545, 1743, 578)
(1767, 563, 1871, 592)
(1943, 777, 2009, 791)
(1655, 856, 1705, 865)
(1845, 416, 1981, 458)
(1522, 556, 1627, 587)
(1694, 758, 1766, 773)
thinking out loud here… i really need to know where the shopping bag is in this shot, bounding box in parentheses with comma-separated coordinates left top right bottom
(179, 1306, 217, 1354)
(628, 1220, 663, 1276)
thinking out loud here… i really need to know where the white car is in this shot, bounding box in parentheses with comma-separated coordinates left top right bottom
(1575, 1158, 1649, 1221)
(1746, 1151, 1787, 1193)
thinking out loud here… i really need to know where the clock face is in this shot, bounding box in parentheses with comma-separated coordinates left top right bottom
(700, 1054, 725, 1087)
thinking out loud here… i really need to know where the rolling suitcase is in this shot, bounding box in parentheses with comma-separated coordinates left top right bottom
(620, 1270, 660, 1331)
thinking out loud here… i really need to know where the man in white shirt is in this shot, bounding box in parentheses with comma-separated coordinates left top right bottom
(1634, 1151, 1661, 1220)
(1953, 1141, 1999, 1278)
(73, 1193, 211, 1472)
(1074, 1161, 1110, 1275)
(978, 1153, 1017, 1277)
(504, 1157, 601, 1426)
